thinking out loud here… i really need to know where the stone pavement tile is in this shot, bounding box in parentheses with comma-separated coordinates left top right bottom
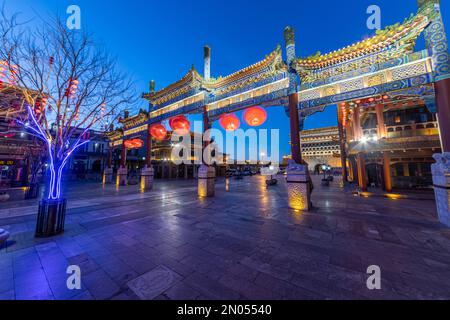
(45, 271, 87, 300)
(157, 255, 196, 278)
(14, 267, 47, 287)
(110, 288, 140, 300)
(67, 253, 100, 275)
(290, 272, 367, 300)
(70, 290, 94, 300)
(254, 272, 323, 300)
(15, 280, 54, 300)
(183, 272, 240, 300)
(0, 290, 14, 299)
(0, 276, 14, 294)
(163, 282, 201, 300)
(120, 254, 158, 276)
(82, 269, 120, 300)
(218, 273, 282, 300)
(127, 265, 182, 300)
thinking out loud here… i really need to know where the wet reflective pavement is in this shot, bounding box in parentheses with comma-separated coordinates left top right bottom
(0, 175, 449, 300)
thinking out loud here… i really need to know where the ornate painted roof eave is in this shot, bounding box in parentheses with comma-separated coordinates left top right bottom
(202, 45, 287, 91)
(118, 109, 149, 129)
(105, 128, 123, 141)
(294, 8, 433, 72)
(147, 66, 204, 106)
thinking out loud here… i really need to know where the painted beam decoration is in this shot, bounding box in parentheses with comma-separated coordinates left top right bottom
(115, 0, 448, 137)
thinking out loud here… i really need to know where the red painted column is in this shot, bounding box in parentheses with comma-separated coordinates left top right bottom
(202, 107, 210, 164)
(146, 129, 152, 167)
(107, 147, 112, 168)
(289, 93, 302, 163)
(337, 113, 348, 183)
(435, 79, 450, 152)
(356, 153, 367, 192)
(376, 104, 387, 139)
(120, 143, 126, 167)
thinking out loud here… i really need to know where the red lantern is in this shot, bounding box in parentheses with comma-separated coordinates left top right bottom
(124, 138, 144, 149)
(124, 140, 134, 149)
(219, 113, 240, 131)
(150, 123, 167, 141)
(243, 106, 267, 127)
(131, 138, 144, 149)
(169, 115, 190, 135)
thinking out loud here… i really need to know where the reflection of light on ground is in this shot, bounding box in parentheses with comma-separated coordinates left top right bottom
(225, 178, 229, 192)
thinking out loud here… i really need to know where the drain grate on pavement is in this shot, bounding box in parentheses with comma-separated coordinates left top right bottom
(127, 265, 182, 300)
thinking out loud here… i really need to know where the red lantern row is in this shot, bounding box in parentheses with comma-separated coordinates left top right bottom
(219, 106, 267, 131)
(169, 115, 190, 135)
(124, 138, 144, 149)
(150, 123, 167, 141)
(219, 113, 240, 131)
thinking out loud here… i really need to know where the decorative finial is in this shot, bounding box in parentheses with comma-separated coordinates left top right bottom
(204, 45, 211, 81)
(204, 45, 211, 59)
(418, 0, 440, 8)
(284, 26, 295, 46)
(150, 80, 155, 93)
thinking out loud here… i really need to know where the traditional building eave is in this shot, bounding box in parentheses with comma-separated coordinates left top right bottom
(294, 8, 432, 78)
(119, 110, 148, 130)
(147, 67, 204, 106)
(105, 129, 123, 141)
(203, 46, 286, 93)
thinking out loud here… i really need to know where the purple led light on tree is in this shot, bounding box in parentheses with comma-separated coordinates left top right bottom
(0, 8, 137, 237)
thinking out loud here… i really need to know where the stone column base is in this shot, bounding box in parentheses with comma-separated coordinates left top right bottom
(286, 162, 312, 211)
(432, 153, 450, 226)
(198, 164, 215, 197)
(0, 228, 10, 245)
(117, 166, 128, 186)
(140, 166, 154, 192)
(103, 167, 113, 184)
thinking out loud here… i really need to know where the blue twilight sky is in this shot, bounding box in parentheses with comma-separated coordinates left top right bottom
(3, 0, 450, 159)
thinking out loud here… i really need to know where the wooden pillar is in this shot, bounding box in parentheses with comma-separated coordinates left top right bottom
(146, 130, 152, 167)
(338, 107, 348, 183)
(383, 152, 392, 192)
(420, 0, 450, 152)
(403, 163, 410, 177)
(289, 93, 302, 163)
(348, 157, 354, 182)
(356, 153, 367, 191)
(352, 106, 362, 141)
(376, 104, 387, 139)
(120, 144, 126, 167)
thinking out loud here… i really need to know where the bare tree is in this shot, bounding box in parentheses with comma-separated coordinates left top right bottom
(0, 7, 137, 200)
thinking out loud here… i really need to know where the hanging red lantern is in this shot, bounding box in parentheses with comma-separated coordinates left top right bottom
(243, 106, 267, 127)
(150, 123, 167, 141)
(169, 115, 190, 135)
(219, 113, 240, 131)
(124, 138, 144, 149)
(124, 140, 134, 149)
(131, 138, 144, 149)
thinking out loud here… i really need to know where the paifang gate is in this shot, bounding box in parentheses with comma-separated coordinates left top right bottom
(106, 0, 450, 216)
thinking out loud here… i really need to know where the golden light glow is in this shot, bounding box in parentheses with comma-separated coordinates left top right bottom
(386, 193, 402, 200)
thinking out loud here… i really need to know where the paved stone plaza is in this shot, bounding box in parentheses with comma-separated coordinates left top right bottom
(0, 175, 450, 300)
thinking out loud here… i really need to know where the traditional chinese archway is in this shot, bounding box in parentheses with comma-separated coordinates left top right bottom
(107, 0, 450, 218)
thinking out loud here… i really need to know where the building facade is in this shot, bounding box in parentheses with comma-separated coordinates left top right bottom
(300, 126, 341, 171)
(341, 98, 441, 191)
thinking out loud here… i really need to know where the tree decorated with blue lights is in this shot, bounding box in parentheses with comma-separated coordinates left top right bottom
(0, 9, 136, 206)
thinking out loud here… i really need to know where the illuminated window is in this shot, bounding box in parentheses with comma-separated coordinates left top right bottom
(394, 115, 401, 124)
